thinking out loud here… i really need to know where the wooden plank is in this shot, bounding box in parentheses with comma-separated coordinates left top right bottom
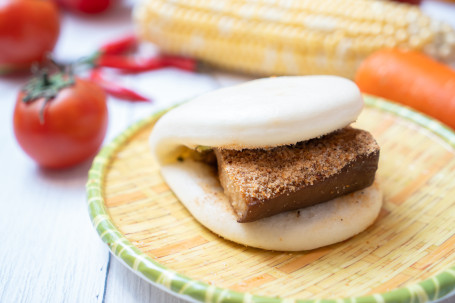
(0, 8, 137, 303)
(0, 102, 109, 303)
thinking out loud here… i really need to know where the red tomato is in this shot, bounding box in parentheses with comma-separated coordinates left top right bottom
(0, 0, 60, 74)
(56, 0, 111, 14)
(14, 77, 108, 169)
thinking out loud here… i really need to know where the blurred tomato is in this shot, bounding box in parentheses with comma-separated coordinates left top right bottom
(14, 74, 108, 169)
(0, 0, 60, 74)
(56, 0, 111, 14)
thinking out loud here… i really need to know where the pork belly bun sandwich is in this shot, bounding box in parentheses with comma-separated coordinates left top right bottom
(149, 76, 382, 251)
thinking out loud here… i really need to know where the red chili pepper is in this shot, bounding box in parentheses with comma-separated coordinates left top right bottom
(89, 34, 198, 74)
(96, 55, 166, 72)
(162, 56, 198, 72)
(96, 54, 198, 73)
(89, 68, 150, 102)
(99, 34, 138, 56)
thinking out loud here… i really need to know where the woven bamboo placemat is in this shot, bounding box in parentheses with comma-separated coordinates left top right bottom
(87, 96, 455, 303)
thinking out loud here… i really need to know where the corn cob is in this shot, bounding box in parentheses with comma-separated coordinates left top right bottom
(133, 0, 455, 78)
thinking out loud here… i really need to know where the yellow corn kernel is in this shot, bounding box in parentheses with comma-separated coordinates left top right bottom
(134, 0, 455, 78)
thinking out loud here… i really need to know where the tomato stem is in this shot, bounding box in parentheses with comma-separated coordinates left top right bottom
(21, 59, 76, 123)
(42, 71, 51, 87)
(39, 97, 52, 124)
(22, 70, 74, 103)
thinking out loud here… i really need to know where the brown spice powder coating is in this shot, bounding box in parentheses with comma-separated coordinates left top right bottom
(214, 127, 380, 222)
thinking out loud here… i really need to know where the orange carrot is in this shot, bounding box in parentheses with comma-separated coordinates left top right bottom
(355, 49, 455, 129)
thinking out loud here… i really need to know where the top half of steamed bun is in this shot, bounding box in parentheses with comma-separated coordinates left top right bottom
(150, 76, 364, 164)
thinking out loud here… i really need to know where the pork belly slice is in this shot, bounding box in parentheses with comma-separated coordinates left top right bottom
(214, 127, 380, 223)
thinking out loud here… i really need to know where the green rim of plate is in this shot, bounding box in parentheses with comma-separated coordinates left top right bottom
(86, 95, 455, 303)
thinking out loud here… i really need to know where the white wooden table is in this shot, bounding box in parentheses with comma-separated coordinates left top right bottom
(1, 1, 454, 302)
